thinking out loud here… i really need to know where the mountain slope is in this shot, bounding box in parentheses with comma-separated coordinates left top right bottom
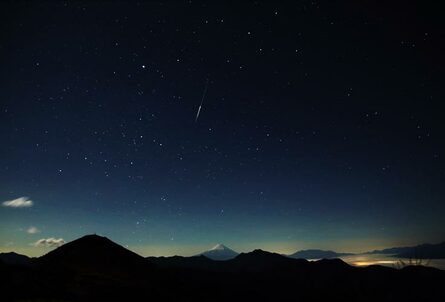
(228, 249, 308, 272)
(37, 234, 154, 275)
(199, 243, 238, 260)
(147, 255, 218, 270)
(0, 252, 31, 266)
(5, 234, 172, 301)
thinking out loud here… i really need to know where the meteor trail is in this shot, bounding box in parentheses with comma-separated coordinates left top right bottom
(195, 78, 209, 123)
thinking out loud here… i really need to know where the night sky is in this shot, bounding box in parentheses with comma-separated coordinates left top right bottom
(1, 1, 444, 257)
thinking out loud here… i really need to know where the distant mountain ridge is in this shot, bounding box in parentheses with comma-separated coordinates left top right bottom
(149, 248, 346, 273)
(366, 241, 445, 259)
(289, 241, 445, 260)
(289, 249, 353, 259)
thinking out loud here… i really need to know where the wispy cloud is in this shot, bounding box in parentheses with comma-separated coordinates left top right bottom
(33, 238, 65, 248)
(27, 226, 40, 234)
(2, 197, 33, 208)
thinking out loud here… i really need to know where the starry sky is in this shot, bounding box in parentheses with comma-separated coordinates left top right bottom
(1, 1, 444, 257)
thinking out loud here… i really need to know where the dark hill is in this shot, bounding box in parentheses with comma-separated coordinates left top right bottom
(147, 254, 218, 270)
(37, 234, 154, 275)
(312, 257, 352, 269)
(149, 249, 310, 273)
(227, 249, 309, 272)
(0, 252, 31, 266)
(5, 234, 172, 301)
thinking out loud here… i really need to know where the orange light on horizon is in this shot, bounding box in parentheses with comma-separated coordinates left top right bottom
(352, 260, 396, 267)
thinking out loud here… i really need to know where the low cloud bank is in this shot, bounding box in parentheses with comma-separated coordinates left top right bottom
(33, 238, 65, 248)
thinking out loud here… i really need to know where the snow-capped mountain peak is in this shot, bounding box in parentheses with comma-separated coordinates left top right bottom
(211, 243, 229, 251)
(198, 243, 239, 260)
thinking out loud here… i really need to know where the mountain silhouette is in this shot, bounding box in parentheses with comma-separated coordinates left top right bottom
(150, 249, 309, 272)
(228, 249, 308, 272)
(2, 234, 445, 302)
(366, 241, 445, 259)
(289, 249, 353, 259)
(5, 234, 171, 301)
(394, 242, 445, 259)
(198, 243, 238, 260)
(0, 252, 31, 266)
(37, 234, 155, 276)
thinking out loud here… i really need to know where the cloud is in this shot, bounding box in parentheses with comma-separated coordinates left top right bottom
(27, 226, 40, 234)
(33, 238, 65, 248)
(2, 197, 33, 208)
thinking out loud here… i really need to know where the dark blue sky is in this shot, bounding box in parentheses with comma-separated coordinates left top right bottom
(1, 1, 444, 256)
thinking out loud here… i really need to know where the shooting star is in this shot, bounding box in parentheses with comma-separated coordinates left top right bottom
(195, 78, 209, 123)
